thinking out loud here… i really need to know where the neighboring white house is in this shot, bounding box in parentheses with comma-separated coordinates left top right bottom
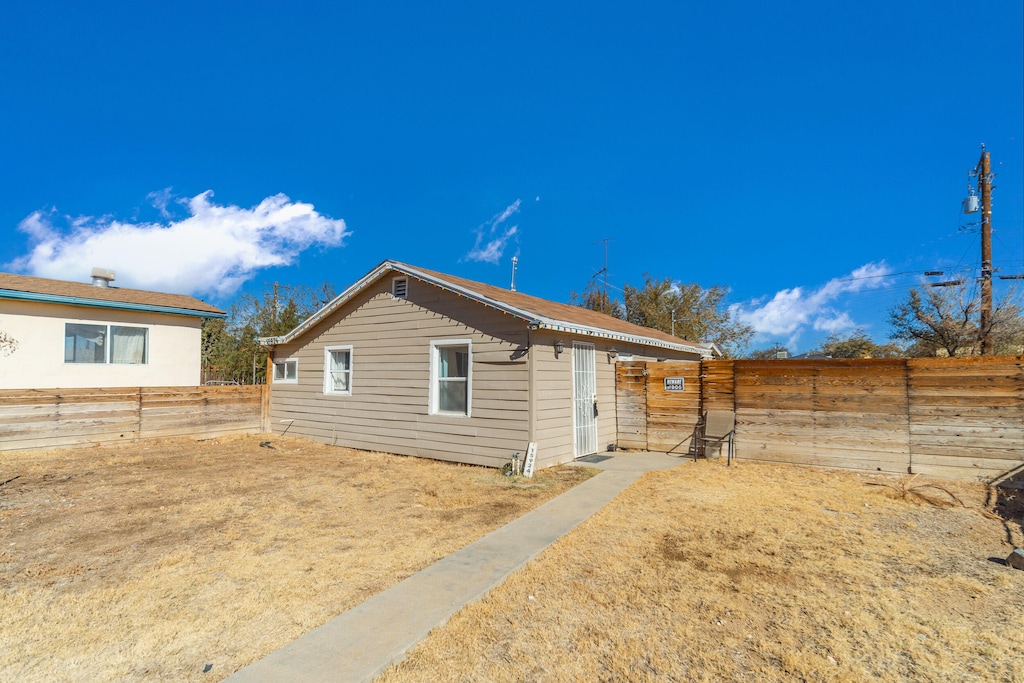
(0, 269, 225, 389)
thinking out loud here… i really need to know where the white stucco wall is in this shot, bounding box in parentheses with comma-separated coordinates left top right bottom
(0, 300, 204, 389)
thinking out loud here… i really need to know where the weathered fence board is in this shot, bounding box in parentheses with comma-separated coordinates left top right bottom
(618, 356, 1023, 481)
(906, 356, 1024, 478)
(615, 360, 701, 454)
(615, 361, 648, 450)
(0, 385, 266, 452)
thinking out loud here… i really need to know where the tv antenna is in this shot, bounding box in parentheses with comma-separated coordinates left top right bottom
(592, 238, 612, 304)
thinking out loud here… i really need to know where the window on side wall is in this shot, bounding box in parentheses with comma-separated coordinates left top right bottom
(430, 339, 471, 416)
(273, 358, 298, 383)
(64, 323, 148, 364)
(324, 345, 352, 395)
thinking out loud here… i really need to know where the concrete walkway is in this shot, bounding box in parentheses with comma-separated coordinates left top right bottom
(224, 451, 686, 683)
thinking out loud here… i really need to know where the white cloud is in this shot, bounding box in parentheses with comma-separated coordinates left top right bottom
(464, 199, 521, 264)
(146, 187, 175, 218)
(729, 262, 892, 345)
(9, 191, 350, 298)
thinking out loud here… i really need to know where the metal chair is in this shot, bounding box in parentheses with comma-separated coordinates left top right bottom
(697, 410, 736, 465)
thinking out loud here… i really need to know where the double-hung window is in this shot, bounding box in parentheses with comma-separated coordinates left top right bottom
(324, 345, 353, 395)
(64, 323, 148, 364)
(430, 339, 471, 416)
(273, 358, 298, 383)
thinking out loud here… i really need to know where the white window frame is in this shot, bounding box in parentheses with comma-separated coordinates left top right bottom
(323, 345, 353, 396)
(64, 322, 149, 365)
(429, 338, 472, 417)
(392, 276, 409, 299)
(273, 357, 298, 384)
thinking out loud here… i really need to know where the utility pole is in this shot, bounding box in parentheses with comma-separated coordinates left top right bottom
(976, 147, 994, 354)
(265, 281, 292, 328)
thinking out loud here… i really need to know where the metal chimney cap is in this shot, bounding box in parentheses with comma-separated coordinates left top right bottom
(90, 268, 116, 287)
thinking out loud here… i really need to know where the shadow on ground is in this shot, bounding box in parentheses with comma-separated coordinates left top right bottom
(993, 465, 1024, 543)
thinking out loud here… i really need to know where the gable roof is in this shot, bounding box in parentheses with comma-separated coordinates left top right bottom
(0, 272, 226, 318)
(260, 260, 715, 358)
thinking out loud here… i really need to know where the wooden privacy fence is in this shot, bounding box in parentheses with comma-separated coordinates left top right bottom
(0, 385, 267, 452)
(617, 360, 702, 454)
(617, 356, 1024, 481)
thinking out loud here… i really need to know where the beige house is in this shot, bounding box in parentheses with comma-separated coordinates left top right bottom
(260, 260, 714, 470)
(0, 270, 225, 390)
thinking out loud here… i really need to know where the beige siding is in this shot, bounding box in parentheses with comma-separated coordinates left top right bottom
(529, 331, 574, 468)
(268, 279, 531, 468)
(528, 333, 701, 468)
(268, 275, 704, 470)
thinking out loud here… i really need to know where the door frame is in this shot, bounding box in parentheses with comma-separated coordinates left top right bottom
(572, 341, 598, 457)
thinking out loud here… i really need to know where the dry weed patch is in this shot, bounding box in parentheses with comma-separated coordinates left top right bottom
(381, 460, 1024, 683)
(0, 435, 594, 682)
(865, 473, 967, 508)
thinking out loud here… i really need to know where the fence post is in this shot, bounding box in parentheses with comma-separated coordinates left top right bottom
(260, 384, 271, 433)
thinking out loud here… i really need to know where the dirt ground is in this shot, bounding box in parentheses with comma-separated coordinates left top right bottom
(380, 459, 1024, 683)
(0, 435, 594, 682)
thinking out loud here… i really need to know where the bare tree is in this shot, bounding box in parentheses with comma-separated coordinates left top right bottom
(889, 283, 1023, 357)
(816, 329, 904, 359)
(570, 277, 623, 318)
(621, 275, 753, 358)
(201, 281, 336, 384)
(575, 272, 752, 357)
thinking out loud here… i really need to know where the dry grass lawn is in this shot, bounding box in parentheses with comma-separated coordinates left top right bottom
(0, 435, 594, 682)
(380, 459, 1024, 683)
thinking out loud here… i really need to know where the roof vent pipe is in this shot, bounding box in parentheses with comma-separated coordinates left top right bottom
(90, 267, 116, 288)
(510, 256, 518, 292)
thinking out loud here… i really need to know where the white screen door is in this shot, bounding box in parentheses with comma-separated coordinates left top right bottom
(573, 342, 598, 457)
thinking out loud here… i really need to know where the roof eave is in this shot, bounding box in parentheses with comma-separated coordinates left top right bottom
(259, 260, 713, 360)
(395, 263, 539, 321)
(262, 260, 540, 346)
(532, 320, 713, 358)
(0, 289, 226, 318)
(260, 261, 396, 346)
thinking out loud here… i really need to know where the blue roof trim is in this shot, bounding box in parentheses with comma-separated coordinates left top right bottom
(0, 289, 226, 319)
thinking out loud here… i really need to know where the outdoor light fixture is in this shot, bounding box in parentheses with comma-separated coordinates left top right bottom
(554, 340, 565, 355)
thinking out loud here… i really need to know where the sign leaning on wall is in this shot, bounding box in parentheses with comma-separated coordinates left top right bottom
(523, 442, 538, 478)
(664, 377, 685, 392)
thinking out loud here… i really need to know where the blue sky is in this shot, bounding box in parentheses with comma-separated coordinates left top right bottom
(1, 1, 1021, 353)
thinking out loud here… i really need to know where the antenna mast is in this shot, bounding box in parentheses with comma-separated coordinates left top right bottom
(593, 238, 611, 307)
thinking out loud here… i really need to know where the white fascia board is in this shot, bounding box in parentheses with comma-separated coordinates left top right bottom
(394, 266, 713, 357)
(532, 319, 714, 358)
(394, 264, 539, 322)
(255, 260, 536, 347)
(258, 260, 714, 360)
(258, 262, 395, 346)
